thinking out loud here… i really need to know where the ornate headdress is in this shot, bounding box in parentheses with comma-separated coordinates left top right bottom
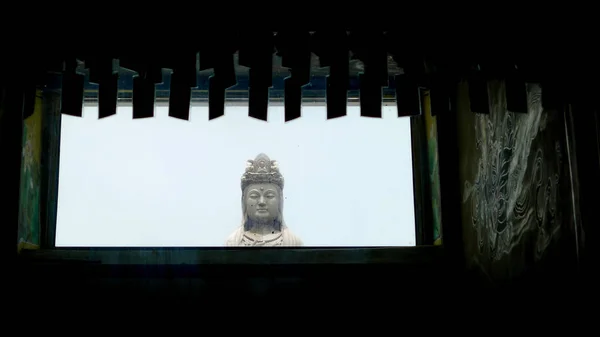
(241, 153, 284, 191)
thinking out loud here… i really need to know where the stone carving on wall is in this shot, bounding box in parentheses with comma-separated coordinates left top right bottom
(459, 82, 567, 265)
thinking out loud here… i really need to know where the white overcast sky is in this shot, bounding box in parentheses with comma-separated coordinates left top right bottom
(55, 105, 415, 247)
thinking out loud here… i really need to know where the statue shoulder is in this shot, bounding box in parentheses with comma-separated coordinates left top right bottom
(283, 227, 303, 246)
(225, 227, 244, 246)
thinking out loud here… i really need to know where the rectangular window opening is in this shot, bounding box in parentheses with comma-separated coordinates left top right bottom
(56, 104, 417, 247)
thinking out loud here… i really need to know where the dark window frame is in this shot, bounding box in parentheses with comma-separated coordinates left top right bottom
(33, 68, 442, 266)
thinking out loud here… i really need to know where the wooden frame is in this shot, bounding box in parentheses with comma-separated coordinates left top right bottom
(29, 74, 444, 267)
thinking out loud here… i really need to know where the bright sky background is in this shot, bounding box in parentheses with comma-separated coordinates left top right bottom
(55, 105, 415, 247)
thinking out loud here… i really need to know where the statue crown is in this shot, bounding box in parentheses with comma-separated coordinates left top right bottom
(241, 153, 284, 190)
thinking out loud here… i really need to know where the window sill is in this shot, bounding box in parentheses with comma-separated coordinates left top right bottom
(17, 246, 450, 279)
(16, 246, 456, 303)
(18, 246, 444, 265)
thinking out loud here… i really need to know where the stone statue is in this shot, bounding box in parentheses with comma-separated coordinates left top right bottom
(225, 153, 303, 246)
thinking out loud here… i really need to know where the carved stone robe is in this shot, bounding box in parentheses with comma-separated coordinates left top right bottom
(225, 224, 303, 247)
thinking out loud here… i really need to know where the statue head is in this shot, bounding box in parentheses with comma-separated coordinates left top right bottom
(240, 153, 284, 230)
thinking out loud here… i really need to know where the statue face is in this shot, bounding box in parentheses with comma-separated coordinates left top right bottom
(244, 183, 281, 224)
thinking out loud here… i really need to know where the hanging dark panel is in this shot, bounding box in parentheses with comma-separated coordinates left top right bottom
(276, 31, 311, 122)
(87, 58, 119, 118)
(248, 75, 269, 121)
(239, 32, 273, 121)
(388, 42, 425, 118)
(200, 38, 238, 120)
(132, 76, 155, 119)
(168, 52, 198, 121)
(312, 31, 349, 120)
(208, 77, 226, 120)
(208, 59, 237, 120)
(349, 31, 388, 118)
(359, 73, 383, 118)
(395, 74, 422, 117)
(61, 70, 84, 117)
(98, 73, 118, 118)
(121, 55, 162, 119)
(168, 71, 192, 120)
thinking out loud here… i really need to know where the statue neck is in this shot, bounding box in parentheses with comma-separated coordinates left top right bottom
(245, 219, 281, 235)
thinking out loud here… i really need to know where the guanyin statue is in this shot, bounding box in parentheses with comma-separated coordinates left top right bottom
(225, 153, 303, 247)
